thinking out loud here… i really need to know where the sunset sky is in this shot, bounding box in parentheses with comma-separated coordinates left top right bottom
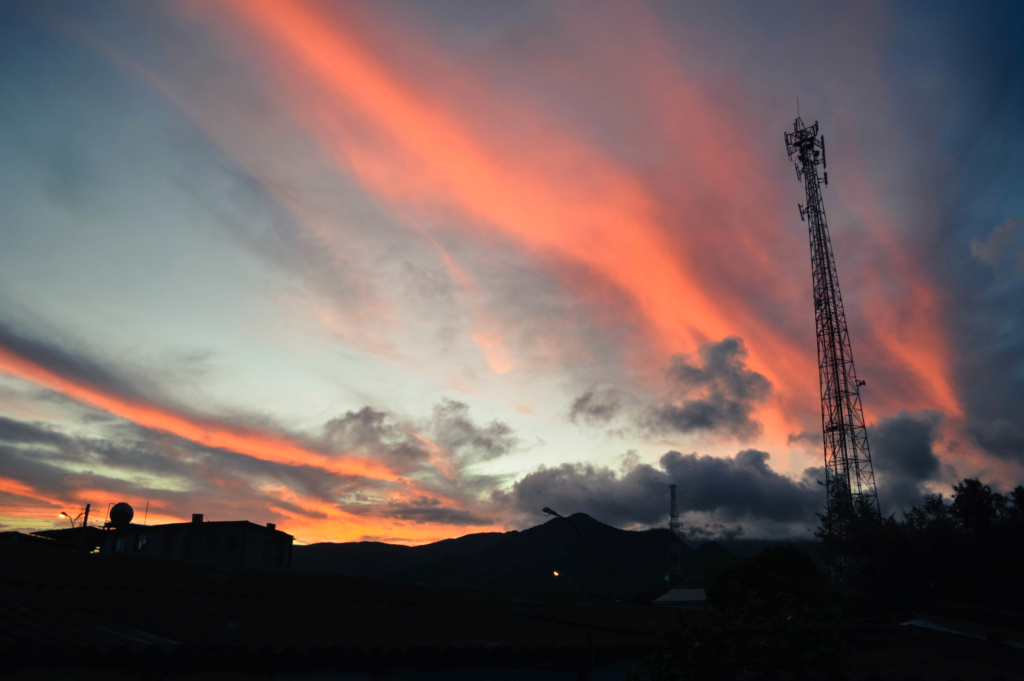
(2, 1, 1022, 544)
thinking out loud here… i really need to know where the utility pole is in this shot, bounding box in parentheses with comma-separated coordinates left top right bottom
(785, 117, 880, 579)
(79, 503, 90, 552)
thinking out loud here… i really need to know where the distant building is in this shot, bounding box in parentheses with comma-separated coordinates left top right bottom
(2, 530, 81, 550)
(29, 526, 106, 552)
(654, 588, 707, 610)
(100, 512, 293, 570)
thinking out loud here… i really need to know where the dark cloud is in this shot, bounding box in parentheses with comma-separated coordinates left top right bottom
(428, 398, 519, 463)
(322, 399, 520, 476)
(970, 217, 1024, 277)
(41, 137, 105, 215)
(323, 406, 398, 449)
(644, 337, 771, 440)
(565, 338, 773, 443)
(683, 522, 745, 543)
(870, 410, 947, 512)
(492, 460, 668, 528)
(568, 388, 622, 426)
(323, 406, 429, 474)
(0, 318, 150, 405)
(787, 430, 822, 448)
(267, 498, 329, 520)
(0, 414, 379, 529)
(0, 416, 75, 449)
(0, 444, 328, 528)
(493, 448, 821, 536)
(340, 494, 492, 527)
(124, 424, 382, 500)
(0, 445, 194, 525)
(0, 314, 508, 492)
(872, 411, 943, 480)
(928, 40, 1024, 470)
(0, 387, 517, 538)
(0, 313, 242, 432)
(968, 418, 1024, 464)
(661, 449, 819, 523)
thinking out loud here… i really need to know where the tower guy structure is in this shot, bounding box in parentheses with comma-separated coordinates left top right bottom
(785, 118, 880, 562)
(669, 484, 681, 536)
(667, 484, 684, 583)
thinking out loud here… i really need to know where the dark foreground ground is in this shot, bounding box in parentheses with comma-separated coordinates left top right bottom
(2, 536, 1022, 680)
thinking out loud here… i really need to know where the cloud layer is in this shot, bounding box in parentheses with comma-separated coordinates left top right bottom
(645, 337, 772, 440)
(870, 410, 948, 512)
(494, 448, 821, 538)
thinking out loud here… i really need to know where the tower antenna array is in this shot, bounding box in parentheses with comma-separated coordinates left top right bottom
(784, 117, 880, 570)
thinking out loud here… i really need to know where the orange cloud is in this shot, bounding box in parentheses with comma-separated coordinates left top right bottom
(183, 1, 960, 453)
(198, 1, 816, 432)
(0, 477, 71, 532)
(0, 345, 503, 543)
(255, 481, 500, 545)
(412, 432, 458, 480)
(0, 476, 63, 507)
(1, 475, 495, 545)
(0, 346, 398, 481)
(838, 167, 962, 419)
(207, 2, 725, 349)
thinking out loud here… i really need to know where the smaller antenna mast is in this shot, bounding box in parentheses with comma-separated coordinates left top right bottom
(669, 484, 681, 535)
(666, 484, 684, 584)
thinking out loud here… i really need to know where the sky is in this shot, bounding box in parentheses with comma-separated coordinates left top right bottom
(1, 0, 1022, 545)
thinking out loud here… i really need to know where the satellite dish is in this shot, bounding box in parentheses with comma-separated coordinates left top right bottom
(109, 502, 134, 528)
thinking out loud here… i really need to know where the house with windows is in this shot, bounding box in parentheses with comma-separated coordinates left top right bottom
(101, 512, 293, 570)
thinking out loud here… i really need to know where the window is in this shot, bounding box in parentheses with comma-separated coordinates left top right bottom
(262, 540, 282, 562)
(136, 534, 147, 551)
(194, 533, 218, 552)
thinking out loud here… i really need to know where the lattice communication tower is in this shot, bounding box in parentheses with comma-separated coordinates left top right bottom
(785, 118, 880, 553)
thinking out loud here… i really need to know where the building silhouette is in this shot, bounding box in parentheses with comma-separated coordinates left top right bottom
(101, 512, 293, 570)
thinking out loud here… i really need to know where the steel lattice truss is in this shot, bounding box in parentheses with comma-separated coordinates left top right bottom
(785, 118, 880, 554)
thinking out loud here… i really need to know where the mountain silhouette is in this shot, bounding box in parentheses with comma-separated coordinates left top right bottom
(293, 514, 742, 597)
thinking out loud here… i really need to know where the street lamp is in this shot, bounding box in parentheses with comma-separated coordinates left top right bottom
(551, 569, 582, 592)
(540, 506, 618, 597)
(60, 511, 77, 529)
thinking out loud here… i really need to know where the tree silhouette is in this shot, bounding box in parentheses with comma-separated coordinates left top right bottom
(815, 477, 1024, 611)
